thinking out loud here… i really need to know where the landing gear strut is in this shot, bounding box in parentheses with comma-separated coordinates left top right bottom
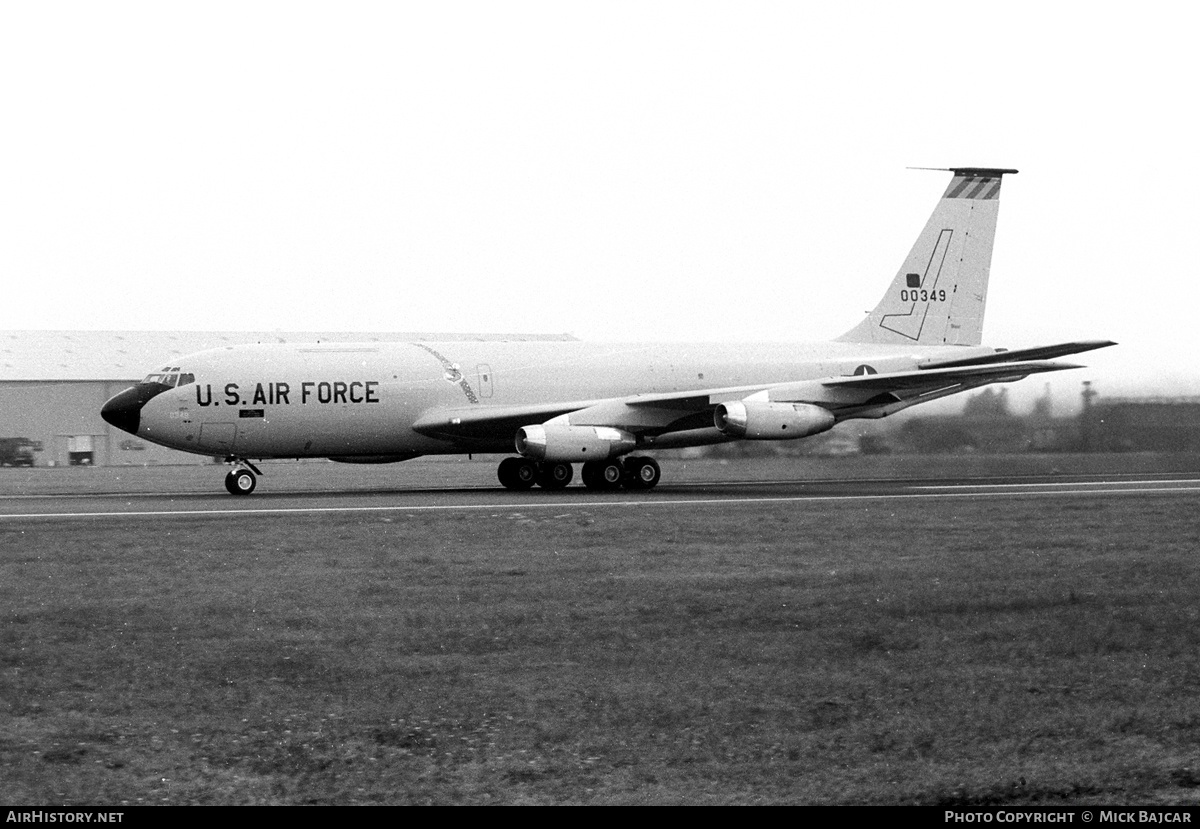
(223, 458, 263, 496)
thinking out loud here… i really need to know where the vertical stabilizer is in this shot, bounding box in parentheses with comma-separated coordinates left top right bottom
(837, 167, 1017, 346)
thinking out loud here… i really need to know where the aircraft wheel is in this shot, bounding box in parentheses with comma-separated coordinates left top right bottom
(498, 457, 537, 490)
(225, 468, 257, 496)
(583, 459, 624, 490)
(622, 456, 661, 490)
(599, 459, 625, 489)
(536, 461, 574, 489)
(581, 461, 598, 489)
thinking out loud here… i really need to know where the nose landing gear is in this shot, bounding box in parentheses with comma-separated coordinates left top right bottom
(223, 458, 263, 496)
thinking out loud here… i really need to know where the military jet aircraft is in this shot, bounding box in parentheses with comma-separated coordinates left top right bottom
(101, 167, 1113, 495)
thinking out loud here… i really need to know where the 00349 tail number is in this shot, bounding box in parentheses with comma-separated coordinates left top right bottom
(901, 288, 946, 302)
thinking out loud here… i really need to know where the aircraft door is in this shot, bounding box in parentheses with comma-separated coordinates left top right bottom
(477, 364, 494, 399)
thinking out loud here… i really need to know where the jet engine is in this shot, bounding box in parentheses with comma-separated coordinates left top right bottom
(515, 423, 637, 462)
(713, 401, 836, 440)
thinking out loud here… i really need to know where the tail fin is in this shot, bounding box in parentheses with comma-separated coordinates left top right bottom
(837, 167, 1017, 346)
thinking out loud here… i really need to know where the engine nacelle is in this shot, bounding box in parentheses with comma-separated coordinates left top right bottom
(713, 401, 836, 440)
(515, 423, 637, 462)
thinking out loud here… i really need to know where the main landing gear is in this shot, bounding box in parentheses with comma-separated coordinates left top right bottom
(497, 456, 661, 491)
(223, 458, 263, 496)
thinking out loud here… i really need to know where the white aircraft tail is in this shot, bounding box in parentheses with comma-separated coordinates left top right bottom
(838, 167, 1017, 346)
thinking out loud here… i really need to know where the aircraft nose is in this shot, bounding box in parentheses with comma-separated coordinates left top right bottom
(101, 384, 168, 435)
(101, 387, 144, 434)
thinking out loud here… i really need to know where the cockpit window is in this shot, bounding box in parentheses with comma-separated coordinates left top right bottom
(141, 371, 195, 387)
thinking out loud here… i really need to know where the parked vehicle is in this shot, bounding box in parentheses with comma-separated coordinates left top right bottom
(0, 437, 37, 467)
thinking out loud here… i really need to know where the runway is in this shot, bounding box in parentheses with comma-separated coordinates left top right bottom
(3, 471, 1198, 520)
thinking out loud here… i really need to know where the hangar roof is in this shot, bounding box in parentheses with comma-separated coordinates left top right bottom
(0, 330, 575, 381)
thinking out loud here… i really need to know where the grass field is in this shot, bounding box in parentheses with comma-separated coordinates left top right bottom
(3, 457, 1200, 804)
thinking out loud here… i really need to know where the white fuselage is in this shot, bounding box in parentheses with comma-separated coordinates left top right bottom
(129, 339, 987, 459)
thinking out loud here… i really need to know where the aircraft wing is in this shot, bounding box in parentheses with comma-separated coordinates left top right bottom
(918, 339, 1116, 370)
(817, 359, 1080, 392)
(411, 358, 1086, 447)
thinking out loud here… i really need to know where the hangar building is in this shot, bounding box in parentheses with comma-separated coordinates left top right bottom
(1081, 396, 1200, 452)
(0, 331, 570, 467)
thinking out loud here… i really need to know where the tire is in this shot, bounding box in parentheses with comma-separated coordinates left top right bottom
(599, 460, 625, 489)
(622, 456, 660, 490)
(498, 457, 537, 490)
(498, 457, 517, 488)
(536, 461, 573, 489)
(581, 460, 599, 489)
(582, 459, 623, 490)
(225, 468, 257, 495)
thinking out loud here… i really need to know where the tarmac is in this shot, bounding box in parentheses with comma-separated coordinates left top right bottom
(4, 470, 1198, 520)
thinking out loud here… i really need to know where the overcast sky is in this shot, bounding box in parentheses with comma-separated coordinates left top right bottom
(3, 2, 1196, 406)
